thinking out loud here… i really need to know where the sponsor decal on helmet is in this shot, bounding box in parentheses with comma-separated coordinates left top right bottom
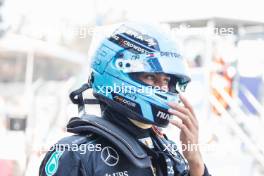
(113, 94, 136, 108)
(157, 110, 170, 120)
(112, 93, 142, 115)
(160, 51, 181, 58)
(151, 104, 171, 126)
(109, 34, 152, 54)
(115, 25, 160, 50)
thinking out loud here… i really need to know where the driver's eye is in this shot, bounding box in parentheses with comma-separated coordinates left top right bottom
(163, 78, 170, 84)
(145, 75, 156, 81)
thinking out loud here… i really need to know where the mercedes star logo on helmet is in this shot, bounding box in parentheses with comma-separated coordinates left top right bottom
(101, 146, 119, 166)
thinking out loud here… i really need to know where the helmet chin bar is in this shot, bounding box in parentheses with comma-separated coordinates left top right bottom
(93, 92, 171, 128)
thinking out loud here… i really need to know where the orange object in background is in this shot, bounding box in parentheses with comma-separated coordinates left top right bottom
(210, 57, 235, 114)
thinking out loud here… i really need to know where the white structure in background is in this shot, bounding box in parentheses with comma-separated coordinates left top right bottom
(0, 33, 86, 176)
(165, 18, 264, 176)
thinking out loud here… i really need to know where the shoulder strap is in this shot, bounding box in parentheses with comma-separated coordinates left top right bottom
(66, 115, 152, 168)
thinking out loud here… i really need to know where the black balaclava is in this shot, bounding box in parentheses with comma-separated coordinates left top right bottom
(101, 102, 151, 139)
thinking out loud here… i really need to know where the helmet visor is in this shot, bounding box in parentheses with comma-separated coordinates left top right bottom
(115, 52, 191, 87)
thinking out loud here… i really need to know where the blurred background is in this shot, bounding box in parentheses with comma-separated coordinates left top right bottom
(0, 0, 264, 175)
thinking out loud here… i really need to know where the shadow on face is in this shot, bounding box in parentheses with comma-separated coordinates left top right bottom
(131, 72, 170, 92)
